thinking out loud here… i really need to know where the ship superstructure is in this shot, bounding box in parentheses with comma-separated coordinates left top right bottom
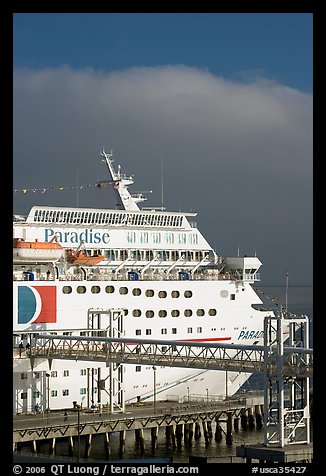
(13, 150, 272, 414)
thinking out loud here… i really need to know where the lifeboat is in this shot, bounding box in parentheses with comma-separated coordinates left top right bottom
(66, 249, 104, 265)
(13, 238, 64, 263)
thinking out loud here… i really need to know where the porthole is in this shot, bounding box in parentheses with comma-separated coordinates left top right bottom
(184, 309, 193, 317)
(159, 290, 167, 298)
(184, 290, 193, 298)
(171, 310, 180, 317)
(208, 309, 217, 316)
(171, 290, 180, 298)
(91, 286, 100, 294)
(196, 309, 205, 316)
(146, 310, 154, 318)
(62, 286, 72, 294)
(119, 287, 128, 295)
(105, 285, 115, 294)
(159, 310, 167, 318)
(133, 309, 142, 317)
(133, 288, 141, 296)
(77, 286, 86, 294)
(146, 289, 154, 297)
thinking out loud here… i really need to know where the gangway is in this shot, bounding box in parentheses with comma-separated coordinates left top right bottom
(13, 311, 313, 448)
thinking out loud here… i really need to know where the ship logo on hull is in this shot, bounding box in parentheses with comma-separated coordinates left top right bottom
(17, 286, 57, 324)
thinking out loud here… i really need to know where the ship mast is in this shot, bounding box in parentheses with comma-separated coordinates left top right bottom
(101, 149, 147, 211)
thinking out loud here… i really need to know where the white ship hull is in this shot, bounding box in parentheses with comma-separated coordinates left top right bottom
(13, 278, 268, 412)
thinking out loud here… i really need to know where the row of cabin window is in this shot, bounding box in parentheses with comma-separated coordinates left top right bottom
(103, 250, 205, 260)
(20, 369, 95, 379)
(136, 327, 203, 335)
(33, 209, 183, 227)
(20, 389, 90, 399)
(62, 286, 193, 298)
(62, 285, 236, 301)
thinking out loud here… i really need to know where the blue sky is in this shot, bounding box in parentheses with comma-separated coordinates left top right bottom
(14, 13, 312, 92)
(13, 13, 313, 286)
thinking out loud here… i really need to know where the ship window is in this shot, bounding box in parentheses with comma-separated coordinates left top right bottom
(171, 309, 180, 317)
(51, 390, 58, 397)
(184, 309, 193, 317)
(161, 329, 167, 334)
(105, 285, 115, 293)
(187, 328, 192, 333)
(196, 309, 205, 316)
(133, 309, 142, 317)
(51, 371, 57, 377)
(220, 290, 229, 298)
(135, 329, 141, 335)
(171, 328, 177, 334)
(63, 286, 72, 294)
(136, 366, 141, 372)
(80, 369, 86, 376)
(63, 370, 69, 377)
(208, 309, 217, 316)
(124, 309, 129, 316)
(91, 286, 101, 294)
(197, 327, 202, 333)
(158, 310, 167, 318)
(20, 373, 27, 380)
(119, 287, 128, 295)
(77, 286, 86, 294)
(62, 389, 69, 396)
(145, 289, 154, 297)
(184, 290, 193, 298)
(21, 393, 27, 400)
(230, 294, 236, 300)
(146, 329, 152, 335)
(80, 388, 87, 395)
(133, 288, 141, 296)
(171, 290, 180, 298)
(146, 310, 154, 318)
(158, 290, 167, 298)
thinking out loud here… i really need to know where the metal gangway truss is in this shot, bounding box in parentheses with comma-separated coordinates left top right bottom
(13, 309, 313, 448)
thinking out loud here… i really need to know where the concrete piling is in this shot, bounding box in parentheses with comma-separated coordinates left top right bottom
(226, 411, 233, 445)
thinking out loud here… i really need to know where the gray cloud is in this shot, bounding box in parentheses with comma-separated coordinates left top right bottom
(13, 65, 313, 285)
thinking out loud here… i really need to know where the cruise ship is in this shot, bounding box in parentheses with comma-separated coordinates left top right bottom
(13, 150, 272, 414)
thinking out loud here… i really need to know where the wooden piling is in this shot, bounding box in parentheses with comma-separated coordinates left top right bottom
(151, 427, 158, 452)
(194, 422, 201, 440)
(184, 423, 190, 446)
(255, 404, 263, 429)
(119, 430, 126, 454)
(214, 418, 223, 442)
(207, 421, 213, 440)
(84, 434, 92, 458)
(176, 424, 183, 448)
(248, 407, 255, 430)
(234, 416, 240, 431)
(169, 425, 176, 449)
(67, 436, 74, 456)
(226, 411, 233, 445)
(188, 423, 194, 445)
(49, 438, 56, 455)
(202, 421, 209, 445)
(240, 408, 248, 430)
(103, 433, 111, 458)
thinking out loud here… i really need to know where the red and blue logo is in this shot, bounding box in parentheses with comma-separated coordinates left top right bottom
(18, 286, 57, 324)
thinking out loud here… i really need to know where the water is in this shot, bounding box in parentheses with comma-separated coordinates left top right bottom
(17, 286, 313, 463)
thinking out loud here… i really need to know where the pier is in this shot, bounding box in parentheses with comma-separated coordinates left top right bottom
(13, 396, 264, 459)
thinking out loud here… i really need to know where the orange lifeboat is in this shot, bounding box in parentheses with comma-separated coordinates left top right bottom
(13, 238, 64, 263)
(66, 249, 104, 265)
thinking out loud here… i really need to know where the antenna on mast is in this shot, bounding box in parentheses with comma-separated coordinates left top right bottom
(160, 150, 164, 210)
